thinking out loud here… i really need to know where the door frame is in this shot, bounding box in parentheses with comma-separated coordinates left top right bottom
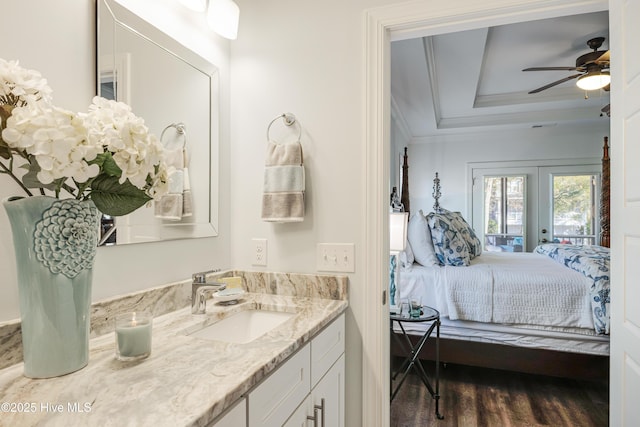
(363, 1, 609, 425)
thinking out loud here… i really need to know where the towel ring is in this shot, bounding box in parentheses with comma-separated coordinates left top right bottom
(266, 113, 302, 143)
(161, 122, 187, 147)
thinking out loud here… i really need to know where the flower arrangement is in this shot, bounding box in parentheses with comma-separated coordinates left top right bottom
(0, 58, 168, 216)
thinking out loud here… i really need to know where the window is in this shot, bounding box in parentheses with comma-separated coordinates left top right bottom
(483, 176, 525, 252)
(551, 174, 598, 245)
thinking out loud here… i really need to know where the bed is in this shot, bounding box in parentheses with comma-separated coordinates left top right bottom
(392, 140, 611, 380)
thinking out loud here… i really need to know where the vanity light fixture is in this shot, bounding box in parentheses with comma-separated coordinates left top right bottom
(178, 0, 207, 12)
(207, 0, 240, 40)
(576, 69, 611, 91)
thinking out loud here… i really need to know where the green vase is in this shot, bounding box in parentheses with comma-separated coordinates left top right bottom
(3, 196, 100, 378)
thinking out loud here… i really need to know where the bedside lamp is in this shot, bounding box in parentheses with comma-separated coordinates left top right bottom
(389, 212, 408, 312)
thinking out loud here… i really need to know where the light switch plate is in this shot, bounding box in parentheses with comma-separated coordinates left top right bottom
(317, 243, 355, 272)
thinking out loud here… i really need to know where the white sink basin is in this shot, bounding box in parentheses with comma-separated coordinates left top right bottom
(185, 309, 295, 344)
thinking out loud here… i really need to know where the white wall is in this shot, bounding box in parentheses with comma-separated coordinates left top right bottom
(406, 123, 609, 216)
(0, 0, 232, 321)
(1, 1, 610, 426)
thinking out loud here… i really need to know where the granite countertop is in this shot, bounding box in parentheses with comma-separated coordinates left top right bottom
(0, 292, 347, 427)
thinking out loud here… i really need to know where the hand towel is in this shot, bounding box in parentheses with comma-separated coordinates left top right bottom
(261, 141, 305, 222)
(154, 193, 183, 220)
(182, 166, 193, 217)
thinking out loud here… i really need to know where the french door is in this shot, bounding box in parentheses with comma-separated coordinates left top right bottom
(472, 162, 602, 252)
(537, 165, 601, 246)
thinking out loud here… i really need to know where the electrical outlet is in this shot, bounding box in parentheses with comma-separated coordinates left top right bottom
(252, 238, 267, 266)
(317, 243, 355, 272)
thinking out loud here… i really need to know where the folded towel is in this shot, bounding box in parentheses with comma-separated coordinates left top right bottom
(265, 140, 303, 166)
(261, 141, 305, 222)
(164, 147, 184, 169)
(262, 192, 304, 222)
(167, 169, 184, 194)
(154, 193, 183, 220)
(263, 165, 305, 193)
(182, 167, 193, 217)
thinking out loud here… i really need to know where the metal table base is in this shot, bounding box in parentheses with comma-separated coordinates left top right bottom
(390, 308, 444, 420)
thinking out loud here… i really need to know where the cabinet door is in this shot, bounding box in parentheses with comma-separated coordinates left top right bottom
(283, 396, 311, 427)
(311, 354, 345, 427)
(248, 345, 310, 427)
(210, 398, 246, 427)
(311, 314, 345, 387)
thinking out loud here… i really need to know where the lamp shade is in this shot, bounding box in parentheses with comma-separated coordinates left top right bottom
(390, 212, 409, 252)
(207, 0, 240, 40)
(576, 70, 610, 91)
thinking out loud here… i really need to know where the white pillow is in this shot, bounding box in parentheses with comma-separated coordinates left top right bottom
(399, 240, 415, 268)
(407, 210, 439, 266)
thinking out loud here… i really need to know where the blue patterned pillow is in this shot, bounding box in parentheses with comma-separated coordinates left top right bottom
(442, 211, 482, 259)
(427, 213, 471, 266)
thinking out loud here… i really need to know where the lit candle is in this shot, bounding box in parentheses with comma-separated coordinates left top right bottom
(115, 313, 152, 361)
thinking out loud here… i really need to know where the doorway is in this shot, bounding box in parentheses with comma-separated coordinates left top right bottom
(363, 1, 610, 426)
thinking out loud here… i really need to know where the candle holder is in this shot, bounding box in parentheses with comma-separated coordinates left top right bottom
(115, 312, 152, 361)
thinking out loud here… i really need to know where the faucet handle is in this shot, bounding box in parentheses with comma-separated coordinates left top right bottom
(192, 269, 221, 284)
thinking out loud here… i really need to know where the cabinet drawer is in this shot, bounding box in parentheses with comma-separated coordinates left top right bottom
(249, 344, 310, 427)
(311, 313, 345, 387)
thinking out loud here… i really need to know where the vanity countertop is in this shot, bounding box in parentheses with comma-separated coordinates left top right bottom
(0, 293, 347, 426)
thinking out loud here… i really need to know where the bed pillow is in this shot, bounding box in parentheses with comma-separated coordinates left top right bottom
(399, 240, 415, 268)
(427, 212, 471, 266)
(442, 211, 483, 259)
(407, 210, 439, 267)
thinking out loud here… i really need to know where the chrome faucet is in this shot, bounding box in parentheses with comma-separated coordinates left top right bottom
(191, 270, 226, 314)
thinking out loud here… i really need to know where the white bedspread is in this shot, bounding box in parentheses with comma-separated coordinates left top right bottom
(399, 252, 594, 330)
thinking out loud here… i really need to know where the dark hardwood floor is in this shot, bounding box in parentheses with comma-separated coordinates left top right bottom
(390, 360, 609, 427)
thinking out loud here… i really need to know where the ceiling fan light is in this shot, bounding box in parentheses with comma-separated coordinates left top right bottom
(576, 71, 611, 91)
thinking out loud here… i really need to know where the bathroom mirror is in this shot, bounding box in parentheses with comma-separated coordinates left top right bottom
(96, 0, 219, 245)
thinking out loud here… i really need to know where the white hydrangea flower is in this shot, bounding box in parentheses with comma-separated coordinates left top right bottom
(2, 104, 101, 184)
(81, 96, 168, 199)
(0, 58, 53, 107)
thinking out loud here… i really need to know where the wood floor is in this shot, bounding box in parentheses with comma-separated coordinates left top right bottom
(390, 360, 609, 427)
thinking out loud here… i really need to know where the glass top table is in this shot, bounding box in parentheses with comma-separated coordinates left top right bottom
(390, 305, 443, 420)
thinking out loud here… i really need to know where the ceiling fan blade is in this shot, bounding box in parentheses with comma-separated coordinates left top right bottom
(596, 50, 610, 63)
(523, 66, 579, 71)
(528, 73, 583, 94)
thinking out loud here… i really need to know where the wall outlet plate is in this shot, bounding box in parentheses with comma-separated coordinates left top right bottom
(252, 238, 267, 266)
(316, 243, 355, 273)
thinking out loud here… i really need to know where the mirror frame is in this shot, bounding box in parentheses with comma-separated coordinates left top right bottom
(96, 0, 219, 245)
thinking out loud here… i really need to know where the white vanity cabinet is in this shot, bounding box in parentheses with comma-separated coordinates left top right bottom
(209, 398, 246, 427)
(284, 354, 345, 427)
(248, 313, 345, 427)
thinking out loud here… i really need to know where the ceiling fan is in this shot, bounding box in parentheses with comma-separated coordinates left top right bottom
(523, 37, 610, 94)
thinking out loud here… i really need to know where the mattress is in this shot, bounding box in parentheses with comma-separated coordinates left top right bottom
(395, 251, 609, 355)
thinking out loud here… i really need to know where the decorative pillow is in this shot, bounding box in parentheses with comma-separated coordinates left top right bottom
(399, 240, 415, 269)
(407, 210, 439, 267)
(427, 212, 471, 266)
(442, 211, 482, 259)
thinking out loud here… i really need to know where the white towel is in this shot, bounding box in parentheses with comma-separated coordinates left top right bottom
(261, 141, 305, 222)
(263, 165, 305, 193)
(154, 193, 183, 220)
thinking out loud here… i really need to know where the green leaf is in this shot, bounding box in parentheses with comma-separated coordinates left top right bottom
(90, 152, 122, 178)
(90, 175, 152, 216)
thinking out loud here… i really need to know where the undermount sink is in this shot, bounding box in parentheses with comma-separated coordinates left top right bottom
(184, 309, 295, 344)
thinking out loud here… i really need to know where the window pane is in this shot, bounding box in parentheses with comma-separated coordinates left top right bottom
(484, 177, 502, 235)
(552, 175, 596, 245)
(506, 177, 524, 235)
(483, 176, 525, 252)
